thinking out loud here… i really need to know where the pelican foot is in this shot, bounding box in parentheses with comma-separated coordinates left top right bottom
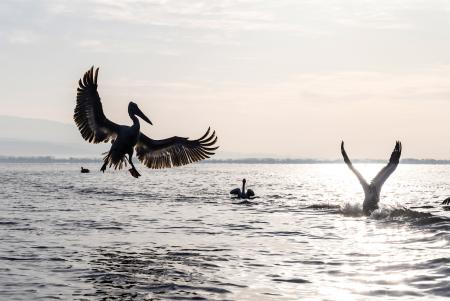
(129, 167, 141, 178)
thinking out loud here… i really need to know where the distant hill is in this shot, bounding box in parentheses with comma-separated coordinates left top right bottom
(2, 115, 450, 164)
(0, 115, 105, 157)
(204, 158, 450, 164)
(0, 115, 270, 159)
(2, 156, 450, 164)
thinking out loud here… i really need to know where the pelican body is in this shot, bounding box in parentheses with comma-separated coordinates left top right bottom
(341, 141, 402, 215)
(230, 179, 255, 199)
(100, 102, 152, 178)
(74, 66, 218, 178)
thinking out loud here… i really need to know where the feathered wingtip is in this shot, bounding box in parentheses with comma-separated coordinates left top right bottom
(78, 66, 99, 90)
(340, 140, 351, 165)
(198, 126, 219, 156)
(389, 140, 402, 164)
(395, 140, 402, 153)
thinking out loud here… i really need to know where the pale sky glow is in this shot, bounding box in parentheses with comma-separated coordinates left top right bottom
(1, 0, 450, 158)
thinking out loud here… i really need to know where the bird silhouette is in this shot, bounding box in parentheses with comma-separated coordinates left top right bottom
(74, 66, 218, 178)
(230, 179, 255, 199)
(341, 141, 402, 215)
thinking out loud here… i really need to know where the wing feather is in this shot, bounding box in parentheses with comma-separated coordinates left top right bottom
(230, 188, 241, 195)
(135, 127, 219, 169)
(74, 66, 120, 144)
(341, 141, 369, 189)
(370, 141, 402, 187)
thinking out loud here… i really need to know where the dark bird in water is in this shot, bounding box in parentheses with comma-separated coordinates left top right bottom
(230, 179, 255, 199)
(341, 141, 402, 215)
(80, 167, 90, 173)
(74, 66, 219, 178)
(442, 198, 450, 205)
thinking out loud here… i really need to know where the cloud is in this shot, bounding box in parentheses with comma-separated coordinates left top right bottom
(90, 1, 279, 31)
(43, 0, 311, 34)
(78, 39, 103, 49)
(44, 0, 71, 14)
(35, 0, 450, 56)
(99, 66, 450, 109)
(277, 68, 450, 104)
(76, 38, 148, 53)
(7, 30, 39, 44)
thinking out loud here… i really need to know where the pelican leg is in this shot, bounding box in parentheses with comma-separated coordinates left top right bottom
(128, 154, 141, 178)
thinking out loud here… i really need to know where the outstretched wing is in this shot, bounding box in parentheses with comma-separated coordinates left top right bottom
(74, 66, 120, 143)
(370, 141, 402, 187)
(135, 127, 218, 169)
(341, 141, 369, 189)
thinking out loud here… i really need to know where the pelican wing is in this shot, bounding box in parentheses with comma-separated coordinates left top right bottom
(230, 188, 241, 195)
(341, 141, 369, 188)
(135, 127, 218, 169)
(74, 66, 120, 143)
(370, 141, 402, 187)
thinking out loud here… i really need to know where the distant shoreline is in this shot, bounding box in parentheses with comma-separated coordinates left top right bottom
(2, 156, 450, 165)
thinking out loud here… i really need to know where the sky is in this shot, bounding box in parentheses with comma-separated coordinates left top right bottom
(1, 0, 450, 159)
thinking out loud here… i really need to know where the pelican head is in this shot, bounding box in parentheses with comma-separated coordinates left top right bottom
(128, 102, 152, 125)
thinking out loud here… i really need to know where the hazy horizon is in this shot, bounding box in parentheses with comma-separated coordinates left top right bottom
(2, 1, 450, 159)
(3, 114, 450, 161)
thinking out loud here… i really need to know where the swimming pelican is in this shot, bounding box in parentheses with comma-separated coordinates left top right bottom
(80, 167, 90, 173)
(230, 179, 255, 199)
(74, 66, 218, 178)
(341, 141, 402, 215)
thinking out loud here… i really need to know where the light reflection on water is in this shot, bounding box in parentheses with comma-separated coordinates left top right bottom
(0, 163, 449, 300)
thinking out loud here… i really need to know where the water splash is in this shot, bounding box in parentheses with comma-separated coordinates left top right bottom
(339, 202, 365, 217)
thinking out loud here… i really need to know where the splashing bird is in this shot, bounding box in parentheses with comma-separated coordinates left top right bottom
(230, 179, 255, 199)
(341, 141, 402, 215)
(74, 66, 219, 178)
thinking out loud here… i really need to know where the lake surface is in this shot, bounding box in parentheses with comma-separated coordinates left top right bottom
(0, 163, 449, 300)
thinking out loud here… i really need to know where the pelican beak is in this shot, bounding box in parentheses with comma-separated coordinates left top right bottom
(136, 106, 152, 125)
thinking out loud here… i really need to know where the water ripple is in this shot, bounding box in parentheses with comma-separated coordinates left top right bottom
(0, 163, 449, 300)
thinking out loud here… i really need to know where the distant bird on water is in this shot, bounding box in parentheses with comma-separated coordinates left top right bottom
(230, 179, 255, 199)
(341, 141, 402, 215)
(74, 66, 218, 178)
(80, 167, 90, 173)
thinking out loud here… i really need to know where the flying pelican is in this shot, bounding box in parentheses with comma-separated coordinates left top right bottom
(230, 179, 255, 199)
(74, 66, 218, 178)
(341, 141, 402, 215)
